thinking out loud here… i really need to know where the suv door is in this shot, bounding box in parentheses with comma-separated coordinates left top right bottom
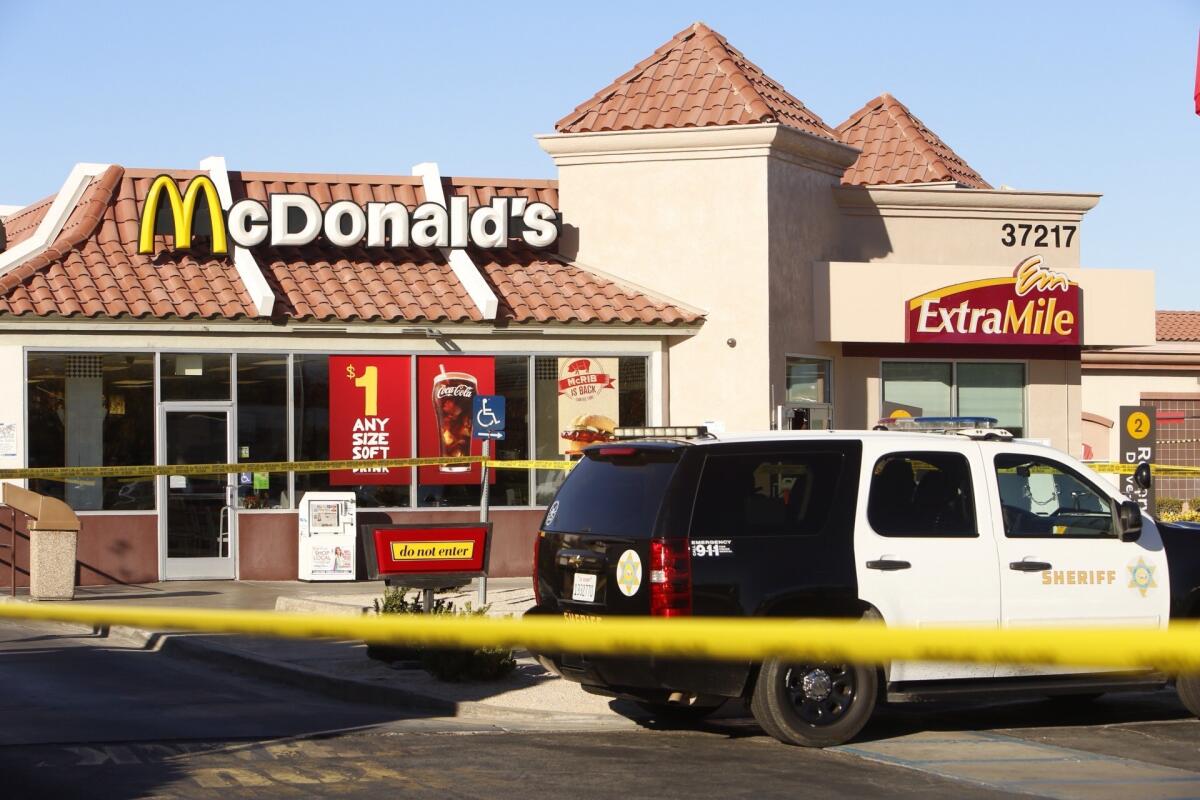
(854, 442, 1001, 683)
(984, 447, 1171, 678)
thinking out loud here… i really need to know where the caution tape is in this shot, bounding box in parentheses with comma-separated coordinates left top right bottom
(0, 455, 576, 482)
(486, 459, 576, 472)
(0, 602, 1199, 671)
(1090, 463, 1200, 477)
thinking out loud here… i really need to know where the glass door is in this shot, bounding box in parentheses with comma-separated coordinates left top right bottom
(160, 406, 236, 579)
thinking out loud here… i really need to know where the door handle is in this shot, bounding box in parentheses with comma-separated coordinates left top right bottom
(866, 559, 911, 571)
(1009, 560, 1052, 572)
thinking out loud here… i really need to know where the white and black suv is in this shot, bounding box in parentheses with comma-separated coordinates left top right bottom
(530, 429, 1200, 747)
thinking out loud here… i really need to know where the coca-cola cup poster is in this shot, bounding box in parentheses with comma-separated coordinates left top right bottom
(417, 356, 495, 485)
(557, 357, 619, 456)
(328, 355, 411, 485)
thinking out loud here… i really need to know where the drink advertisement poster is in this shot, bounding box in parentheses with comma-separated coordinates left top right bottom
(557, 357, 619, 455)
(417, 356, 495, 485)
(328, 355, 411, 485)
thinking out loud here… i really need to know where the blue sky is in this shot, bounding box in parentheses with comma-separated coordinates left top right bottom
(1, 1, 1197, 307)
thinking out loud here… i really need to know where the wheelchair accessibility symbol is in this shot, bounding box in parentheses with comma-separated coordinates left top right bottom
(472, 395, 506, 440)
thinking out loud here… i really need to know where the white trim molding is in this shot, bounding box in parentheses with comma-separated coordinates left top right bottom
(199, 156, 276, 317)
(412, 161, 499, 320)
(0, 162, 112, 277)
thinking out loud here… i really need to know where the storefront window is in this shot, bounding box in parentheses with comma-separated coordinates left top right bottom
(293, 354, 411, 508)
(882, 362, 952, 418)
(957, 363, 1025, 437)
(26, 352, 155, 510)
(236, 354, 289, 509)
(417, 356, 530, 507)
(882, 361, 1026, 436)
(161, 353, 231, 401)
(534, 356, 648, 505)
(786, 358, 830, 403)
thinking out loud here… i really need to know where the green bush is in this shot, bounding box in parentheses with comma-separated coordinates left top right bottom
(1156, 497, 1184, 515)
(370, 587, 515, 682)
(1159, 509, 1200, 523)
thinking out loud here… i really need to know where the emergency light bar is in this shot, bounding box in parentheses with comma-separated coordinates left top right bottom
(873, 416, 1013, 440)
(614, 425, 709, 440)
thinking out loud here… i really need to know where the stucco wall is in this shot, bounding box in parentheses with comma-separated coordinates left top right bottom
(1027, 359, 1080, 455)
(547, 132, 774, 431)
(1082, 371, 1200, 458)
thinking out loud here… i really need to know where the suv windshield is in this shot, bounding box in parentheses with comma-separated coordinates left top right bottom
(543, 448, 682, 537)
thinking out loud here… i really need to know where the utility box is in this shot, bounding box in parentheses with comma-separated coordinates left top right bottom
(2, 483, 80, 600)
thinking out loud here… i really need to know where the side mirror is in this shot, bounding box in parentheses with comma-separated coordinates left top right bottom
(1118, 500, 1143, 542)
(1134, 461, 1152, 491)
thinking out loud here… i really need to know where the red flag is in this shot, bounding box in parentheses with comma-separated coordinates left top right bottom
(1195, 30, 1200, 115)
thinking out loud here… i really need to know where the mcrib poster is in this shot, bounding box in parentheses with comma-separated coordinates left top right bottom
(557, 357, 619, 455)
(328, 355, 411, 485)
(417, 356, 495, 485)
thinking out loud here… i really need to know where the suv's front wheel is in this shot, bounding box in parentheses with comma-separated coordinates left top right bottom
(750, 659, 878, 747)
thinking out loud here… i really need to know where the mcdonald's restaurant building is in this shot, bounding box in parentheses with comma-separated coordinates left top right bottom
(0, 21, 1182, 586)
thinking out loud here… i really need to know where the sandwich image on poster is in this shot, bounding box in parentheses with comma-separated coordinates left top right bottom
(557, 357, 618, 455)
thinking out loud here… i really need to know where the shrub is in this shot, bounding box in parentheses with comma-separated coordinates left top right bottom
(369, 587, 515, 682)
(1156, 497, 1184, 515)
(1159, 509, 1200, 523)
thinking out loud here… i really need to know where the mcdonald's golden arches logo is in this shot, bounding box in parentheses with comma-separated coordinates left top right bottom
(137, 174, 227, 255)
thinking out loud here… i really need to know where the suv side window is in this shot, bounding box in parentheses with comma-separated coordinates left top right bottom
(691, 450, 849, 538)
(995, 454, 1115, 538)
(868, 451, 977, 537)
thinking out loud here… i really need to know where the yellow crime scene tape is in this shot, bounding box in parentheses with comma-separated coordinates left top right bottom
(0, 456, 575, 481)
(1091, 463, 1200, 477)
(0, 602, 1199, 671)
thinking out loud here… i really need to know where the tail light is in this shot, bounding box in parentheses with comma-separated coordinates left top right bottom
(532, 532, 542, 606)
(649, 537, 692, 616)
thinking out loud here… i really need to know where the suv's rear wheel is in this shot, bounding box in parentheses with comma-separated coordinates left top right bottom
(751, 659, 878, 747)
(1178, 674, 1200, 718)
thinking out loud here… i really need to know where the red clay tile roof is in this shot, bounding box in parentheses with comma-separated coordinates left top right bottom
(0, 166, 701, 326)
(1156, 311, 1200, 342)
(0, 195, 55, 248)
(835, 93, 991, 188)
(556, 22, 836, 140)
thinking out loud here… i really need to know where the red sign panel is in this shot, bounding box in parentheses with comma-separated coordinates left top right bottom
(370, 524, 489, 576)
(906, 256, 1082, 346)
(416, 356, 495, 485)
(329, 355, 411, 485)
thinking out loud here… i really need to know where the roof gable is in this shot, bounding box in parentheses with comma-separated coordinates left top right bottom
(556, 22, 836, 140)
(836, 93, 990, 188)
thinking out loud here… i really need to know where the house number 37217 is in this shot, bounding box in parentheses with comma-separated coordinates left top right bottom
(1000, 223, 1076, 248)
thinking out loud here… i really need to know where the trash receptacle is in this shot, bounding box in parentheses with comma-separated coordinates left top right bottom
(2, 483, 79, 600)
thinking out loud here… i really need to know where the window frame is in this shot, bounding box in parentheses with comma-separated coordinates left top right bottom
(993, 453, 1120, 540)
(879, 358, 1027, 437)
(23, 345, 655, 514)
(867, 450, 980, 539)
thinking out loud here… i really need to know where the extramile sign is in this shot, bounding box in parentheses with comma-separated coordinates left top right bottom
(905, 256, 1082, 345)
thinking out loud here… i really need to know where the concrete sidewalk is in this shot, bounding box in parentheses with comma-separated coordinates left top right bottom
(0, 578, 634, 724)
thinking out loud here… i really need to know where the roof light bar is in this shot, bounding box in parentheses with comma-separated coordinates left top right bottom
(873, 416, 1013, 440)
(614, 425, 708, 440)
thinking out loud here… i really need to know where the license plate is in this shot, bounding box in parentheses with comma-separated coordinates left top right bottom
(571, 572, 597, 603)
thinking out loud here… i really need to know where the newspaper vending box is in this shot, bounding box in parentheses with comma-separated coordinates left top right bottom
(298, 491, 357, 581)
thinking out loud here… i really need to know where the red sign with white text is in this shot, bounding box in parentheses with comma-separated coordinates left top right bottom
(370, 524, 490, 577)
(329, 355, 411, 485)
(417, 356, 495, 485)
(906, 256, 1082, 345)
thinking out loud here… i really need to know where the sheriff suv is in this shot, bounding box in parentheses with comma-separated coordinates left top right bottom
(530, 427, 1200, 747)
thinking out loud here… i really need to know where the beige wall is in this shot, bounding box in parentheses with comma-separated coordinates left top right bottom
(1027, 359, 1081, 455)
(1082, 370, 1200, 458)
(541, 124, 858, 432)
(833, 186, 1098, 268)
